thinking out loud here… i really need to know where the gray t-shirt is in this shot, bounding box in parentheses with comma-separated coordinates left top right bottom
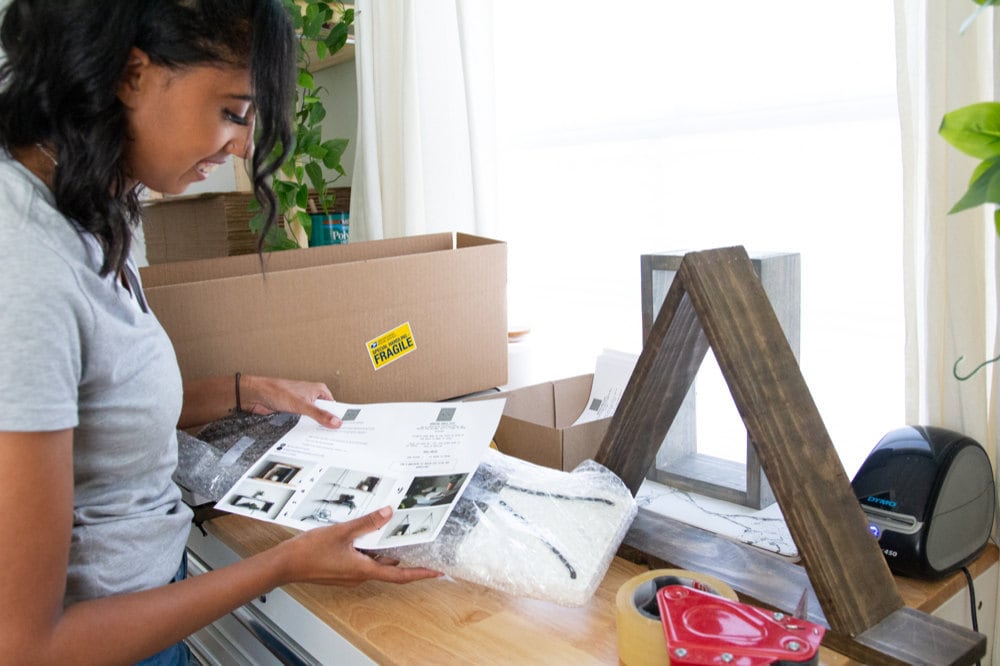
(0, 152, 192, 605)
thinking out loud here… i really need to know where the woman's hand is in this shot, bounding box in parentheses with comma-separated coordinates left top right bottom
(239, 375, 341, 428)
(274, 507, 442, 586)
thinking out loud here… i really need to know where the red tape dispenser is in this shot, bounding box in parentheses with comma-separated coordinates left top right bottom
(656, 585, 825, 666)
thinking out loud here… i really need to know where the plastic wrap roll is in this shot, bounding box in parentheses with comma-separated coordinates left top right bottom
(616, 568, 738, 666)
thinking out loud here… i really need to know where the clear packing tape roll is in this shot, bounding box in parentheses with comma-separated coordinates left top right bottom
(616, 568, 739, 666)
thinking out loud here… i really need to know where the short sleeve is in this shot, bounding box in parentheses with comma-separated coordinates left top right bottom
(0, 239, 86, 431)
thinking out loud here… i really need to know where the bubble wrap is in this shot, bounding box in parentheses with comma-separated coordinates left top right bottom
(174, 412, 299, 502)
(383, 448, 637, 607)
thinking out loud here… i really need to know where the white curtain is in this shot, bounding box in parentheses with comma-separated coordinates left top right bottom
(350, 0, 497, 241)
(894, 0, 999, 656)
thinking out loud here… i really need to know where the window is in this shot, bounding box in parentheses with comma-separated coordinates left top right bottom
(493, 1, 903, 476)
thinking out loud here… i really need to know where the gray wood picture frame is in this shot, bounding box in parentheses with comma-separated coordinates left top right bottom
(640, 251, 800, 509)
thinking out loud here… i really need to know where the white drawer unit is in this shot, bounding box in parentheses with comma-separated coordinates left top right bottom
(931, 561, 998, 666)
(184, 529, 376, 666)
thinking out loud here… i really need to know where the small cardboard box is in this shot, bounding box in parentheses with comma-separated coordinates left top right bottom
(478, 374, 611, 471)
(139, 232, 507, 404)
(142, 192, 259, 264)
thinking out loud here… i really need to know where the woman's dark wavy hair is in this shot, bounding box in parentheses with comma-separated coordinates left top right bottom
(0, 0, 295, 276)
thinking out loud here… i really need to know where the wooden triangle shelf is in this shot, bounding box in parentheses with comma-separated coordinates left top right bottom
(595, 246, 985, 665)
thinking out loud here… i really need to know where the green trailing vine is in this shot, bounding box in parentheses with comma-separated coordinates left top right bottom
(249, 0, 355, 251)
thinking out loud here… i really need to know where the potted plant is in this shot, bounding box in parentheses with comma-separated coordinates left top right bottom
(249, 0, 354, 250)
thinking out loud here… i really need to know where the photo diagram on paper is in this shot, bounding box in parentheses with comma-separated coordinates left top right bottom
(219, 455, 308, 520)
(378, 507, 446, 546)
(250, 457, 304, 485)
(398, 473, 468, 508)
(223, 481, 295, 520)
(290, 466, 390, 526)
(377, 473, 469, 546)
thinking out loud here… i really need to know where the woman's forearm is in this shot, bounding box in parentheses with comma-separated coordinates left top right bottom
(178, 375, 238, 429)
(179, 374, 341, 430)
(43, 545, 289, 665)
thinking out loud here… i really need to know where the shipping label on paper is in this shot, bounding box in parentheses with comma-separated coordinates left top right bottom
(367, 321, 416, 370)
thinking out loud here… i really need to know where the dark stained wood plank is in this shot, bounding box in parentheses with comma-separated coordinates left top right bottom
(595, 279, 709, 493)
(674, 247, 902, 635)
(854, 607, 986, 666)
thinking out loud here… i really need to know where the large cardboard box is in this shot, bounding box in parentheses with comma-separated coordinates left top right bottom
(478, 374, 611, 471)
(140, 233, 507, 404)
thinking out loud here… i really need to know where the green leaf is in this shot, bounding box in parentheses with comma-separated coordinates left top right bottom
(279, 159, 297, 181)
(322, 138, 348, 161)
(306, 143, 327, 160)
(994, 209, 1000, 237)
(939, 102, 1000, 159)
(274, 177, 298, 195)
(969, 158, 994, 186)
(303, 4, 324, 39)
(325, 22, 349, 53)
(299, 126, 322, 153)
(308, 102, 326, 125)
(305, 161, 327, 199)
(297, 69, 315, 90)
(267, 235, 301, 252)
(248, 210, 265, 235)
(296, 183, 310, 210)
(949, 158, 1000, 213)
(300, 211, 313, 238)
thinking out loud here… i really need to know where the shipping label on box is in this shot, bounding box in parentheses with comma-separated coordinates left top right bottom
(140, 233, 508, 404)
(367, 322, 417, 370)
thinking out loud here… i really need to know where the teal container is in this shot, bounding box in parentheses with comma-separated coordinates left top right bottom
(309, 212, 349, 246)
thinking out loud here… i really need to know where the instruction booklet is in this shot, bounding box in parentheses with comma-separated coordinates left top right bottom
(572, 349, 638, 425)
(214, 398, 506, 549)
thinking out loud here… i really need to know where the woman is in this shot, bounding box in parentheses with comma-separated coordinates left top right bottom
(0, 2, 439, 664)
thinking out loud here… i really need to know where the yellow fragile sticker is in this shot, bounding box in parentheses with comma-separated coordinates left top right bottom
(367, 321, 416, 370)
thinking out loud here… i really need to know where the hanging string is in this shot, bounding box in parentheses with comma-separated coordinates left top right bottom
(953, 354, 1000, 381)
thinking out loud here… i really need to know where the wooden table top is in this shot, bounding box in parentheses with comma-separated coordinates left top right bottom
(207, 515, 997, 665)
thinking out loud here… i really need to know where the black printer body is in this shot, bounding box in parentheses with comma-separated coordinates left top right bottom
(851, 425, 995, 579)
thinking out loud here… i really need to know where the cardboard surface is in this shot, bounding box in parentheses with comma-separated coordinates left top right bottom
(140, 232, 507, 404)
(474, 374, 611, 471)
(141, 188, 352, 264)
(142, 192, 258, 264)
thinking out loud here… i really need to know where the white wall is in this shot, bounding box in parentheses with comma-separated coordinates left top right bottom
(315, 59, 359, 187)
